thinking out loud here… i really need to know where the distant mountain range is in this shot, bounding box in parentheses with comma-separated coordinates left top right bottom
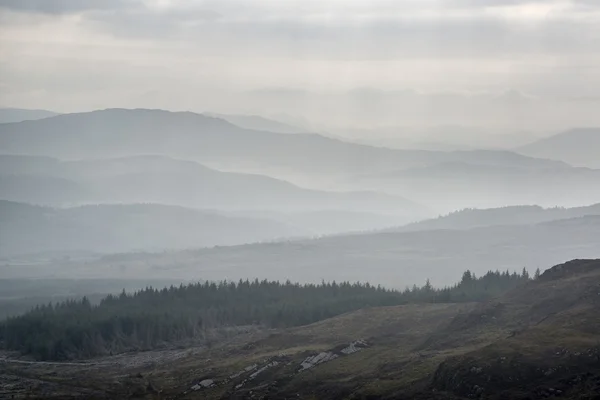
(0, 108, 58, 123)
(0, 201, 306, 258)
(204, 112, 303, 134)
(1, 108, 598, 218)
(343, 125, 541, 151)
(6, 199, 599, 262)
(0, 154, 427, 217)
(516, 128, 600, 168)
(0, 109, 566, 182)
(394, 203, 600, 232)
(352, 160, 600, 212)
(29, 214, 600, 287)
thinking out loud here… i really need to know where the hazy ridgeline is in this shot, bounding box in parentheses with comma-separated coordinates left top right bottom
(2, 1, 600, 398)
(0, 108, 599, 290)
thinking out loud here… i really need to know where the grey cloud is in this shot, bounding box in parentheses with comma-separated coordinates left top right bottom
(0, 0, 140, 14)
(86, 10, 600, 60)
(449, 0, 546, 7)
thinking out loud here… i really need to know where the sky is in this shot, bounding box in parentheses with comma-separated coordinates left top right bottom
(1, 0, 600, 129)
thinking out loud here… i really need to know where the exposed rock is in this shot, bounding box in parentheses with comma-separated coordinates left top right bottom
(249, 361, 279, 380)
(230, 363, 258, 379)
(299, 352, 338, 371)
(191, 379, 214, 391)
(340, 339, 368, 355)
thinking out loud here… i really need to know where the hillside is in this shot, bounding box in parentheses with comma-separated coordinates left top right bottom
(0, 108, 58, 123)
(0, 155, 427, 217)
(352, 161, 600, 211)
(0, 173, 91, 205)
(1, 260, 597, 399)
(396, 203, 600, 232)
(0, 109, 566, 182)
(205, 112, 303, 134)
(516, 127, 600, 168)
(9, 215, 600, 287)
(0, 201, 305, 258)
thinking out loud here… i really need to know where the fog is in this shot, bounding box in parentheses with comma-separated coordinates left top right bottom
(0, 0, 599, 297)
(2, 3, 600, 396)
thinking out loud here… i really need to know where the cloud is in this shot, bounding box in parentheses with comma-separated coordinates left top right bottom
(1, 0, 600, 115)
(0, 0, 140, 14)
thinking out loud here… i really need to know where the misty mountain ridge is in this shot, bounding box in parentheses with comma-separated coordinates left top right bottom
(0, 107, 58, 123)
(0, 200, 307, 258)
(18, 213, 600, 288)
(351, 159, 600, 212)
(203, 112, 303, 134)
(0, 108, 568, 183)
(0, 154, 427, 216)
(516, 127, 600, 168)
(341, 125, 541, 151)
(393, 203, 600, 232)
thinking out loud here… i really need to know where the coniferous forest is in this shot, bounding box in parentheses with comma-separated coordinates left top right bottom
(0, 269, 532, 361)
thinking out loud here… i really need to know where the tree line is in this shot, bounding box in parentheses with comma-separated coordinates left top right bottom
(0, 268, 535, 360)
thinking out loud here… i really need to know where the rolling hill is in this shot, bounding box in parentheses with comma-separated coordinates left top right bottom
(204, 112, 303, 134)
(352, 161, 600, 212)
(2, 259, 598, 399)
(0, 155, 427, 216)
(0, 173, 91, 205)
(0, 108, 58, 123)
(516, 127, 600, 168)
(0, 201, 305, 258)
(0, 109, 566, 183)
(12, 215, 600, 287)
(395, 203, 600, 232)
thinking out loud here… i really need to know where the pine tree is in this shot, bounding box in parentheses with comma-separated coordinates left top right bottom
(0, 268, 530, 361)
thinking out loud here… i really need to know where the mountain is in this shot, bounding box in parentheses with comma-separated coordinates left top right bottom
(0, 155, 428, 216)
(19, 215, 600, 287)
(343, 125, 540, 151)
(352, 161, 600, 212)
(235, 209, 415, 235)
(204, 112, 302, 134)
(516, 127, 600, 168)
(0, 201, 306, 258)
(0, 109, 566, 183)
(396, 203, 600, 232)
(0, 173, 91, 205)
(0, 108, 58, 123)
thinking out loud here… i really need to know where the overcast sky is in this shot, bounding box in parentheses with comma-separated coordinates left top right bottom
(1, 0, 599, 125)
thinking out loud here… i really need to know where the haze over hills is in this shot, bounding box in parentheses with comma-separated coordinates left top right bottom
(516, 127, 600, 168)
(0, 109, 567, 184)
(2, 108, 590, 215)
(341, 125, 541, 151)
(0, 154, 427, 218)
(0, 173, 91, 206)
(395, 203, 600, 232)
(9, 214, 599, 288)
(204, 112, 303, 134)
(0, 108, 58, 123)
(3, 0, 600, 397)
(351, 161, 600, 212)
(0, 201, 305, 258)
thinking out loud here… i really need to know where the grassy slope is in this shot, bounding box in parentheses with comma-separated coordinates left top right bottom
(1, 260, 599, 399)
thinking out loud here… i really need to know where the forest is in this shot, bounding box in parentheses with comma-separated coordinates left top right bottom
(0, 268, 534, 360)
